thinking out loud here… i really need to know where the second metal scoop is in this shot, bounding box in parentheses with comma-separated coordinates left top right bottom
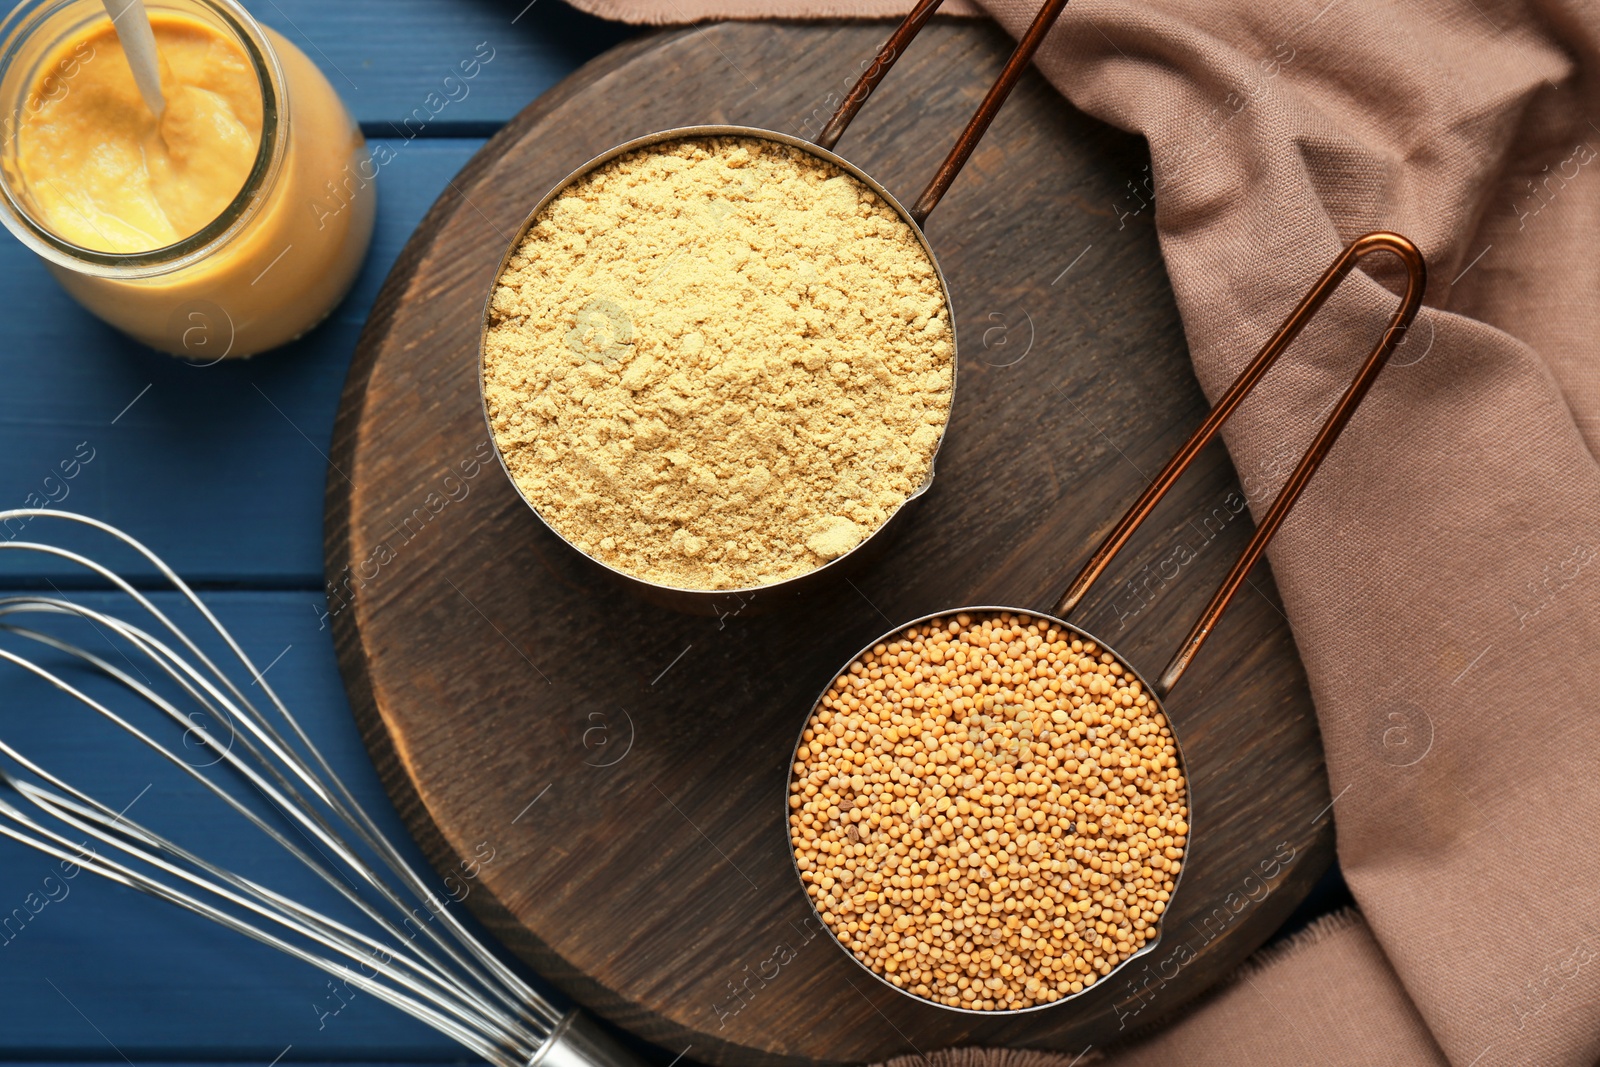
(788, 231, 1428, 1013)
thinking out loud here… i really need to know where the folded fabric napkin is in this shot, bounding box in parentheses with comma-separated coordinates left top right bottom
(562, 2, 1600, 1063)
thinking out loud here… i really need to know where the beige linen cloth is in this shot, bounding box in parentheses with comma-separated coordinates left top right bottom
(564, 0, 1600, 1063)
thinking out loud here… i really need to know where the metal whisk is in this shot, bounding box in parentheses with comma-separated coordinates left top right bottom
(0, 510, 640, 1067)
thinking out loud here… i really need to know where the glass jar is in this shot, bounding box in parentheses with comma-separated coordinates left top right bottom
(0, 0, 375, 358)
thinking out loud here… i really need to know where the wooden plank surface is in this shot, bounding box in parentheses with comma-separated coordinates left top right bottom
(264, 0, 635, 130)
(0, 140, 480, 585)
(328, 20, 1334, 1066)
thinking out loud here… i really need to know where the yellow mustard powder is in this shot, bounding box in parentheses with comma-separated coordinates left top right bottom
(482, 136, 955, 590)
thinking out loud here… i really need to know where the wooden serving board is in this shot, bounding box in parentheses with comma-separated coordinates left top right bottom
(326, 20, 1333, 1066)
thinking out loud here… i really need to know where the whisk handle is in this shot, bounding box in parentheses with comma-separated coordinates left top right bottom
(529, 1010, 645, 1067)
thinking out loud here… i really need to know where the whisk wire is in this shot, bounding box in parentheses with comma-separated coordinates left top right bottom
(1, 785, 522, 1046)
(0, 604, 535, 1032)
(0, 510, 587, 1063)
(0, 803, 526, 1067)
(0, 638, 539, 1051)
(0, 520, 559, 1033)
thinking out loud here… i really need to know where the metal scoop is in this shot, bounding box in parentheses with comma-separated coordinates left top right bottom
(479, 0, 1071, 614)
(787, 231, 1428, 1012)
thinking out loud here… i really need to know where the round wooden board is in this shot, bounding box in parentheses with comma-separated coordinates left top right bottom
(326, 20, 1334, 1066)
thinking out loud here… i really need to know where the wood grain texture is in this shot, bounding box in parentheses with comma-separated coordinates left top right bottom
(326, 21, 1334, 1066)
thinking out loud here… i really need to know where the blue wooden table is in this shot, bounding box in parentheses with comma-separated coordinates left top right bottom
(0, 5, 1350, 1063)
(0, 3, 640, 1063)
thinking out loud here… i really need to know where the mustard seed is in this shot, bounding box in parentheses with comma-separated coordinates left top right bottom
(789, 611, 1188, 1011)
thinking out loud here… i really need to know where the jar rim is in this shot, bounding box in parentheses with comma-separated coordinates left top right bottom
(0, 0, 286, 279)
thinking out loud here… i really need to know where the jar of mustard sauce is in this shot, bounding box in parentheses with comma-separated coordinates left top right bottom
(0, 0, 375, 358)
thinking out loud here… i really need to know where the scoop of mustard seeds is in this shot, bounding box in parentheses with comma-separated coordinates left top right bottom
(482, 136, 954, 590)
(790, 612, 1189, 1011)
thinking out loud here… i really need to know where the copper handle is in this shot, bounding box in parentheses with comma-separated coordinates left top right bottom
(814, 0, 1072, 226)
(1057, 232, 1428, 696)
